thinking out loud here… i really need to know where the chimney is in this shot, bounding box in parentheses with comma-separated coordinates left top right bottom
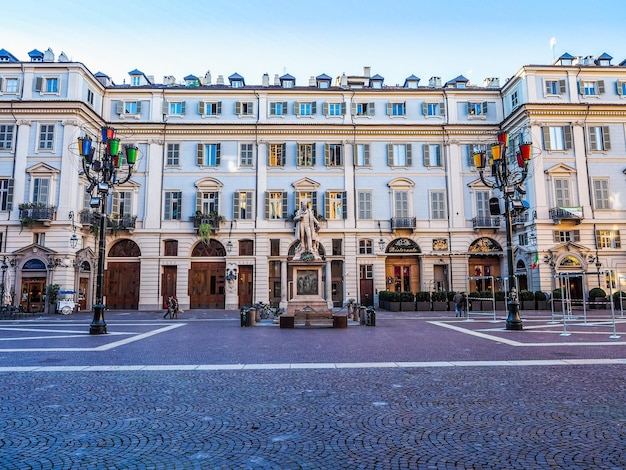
(216, 75, 224, 85)
(484, 77, 500, 88)
(429, 76, 441, 87)
(203, 70, 212, 85)
(363, 66, 371, 77)
(274, 74, 280, 86)
(309, 76, 316, 87)
(340, 72, 348, 88)
(262, 73, 270, 87)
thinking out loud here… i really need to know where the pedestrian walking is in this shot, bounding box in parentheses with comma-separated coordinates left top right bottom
(164, 295, 179, 319)
(453, 292, 463, 317)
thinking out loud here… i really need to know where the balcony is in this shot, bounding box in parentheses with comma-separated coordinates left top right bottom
(18, 204, 55, 228)
(190, 213, 224, 232)
(512, 212, 529, 226)
(79, 209, 96, 226)
(549, 207, 583, 224)
(391, 217, 416, 231)
(472, 216, 501, 230)
(108, 215, 137, 231)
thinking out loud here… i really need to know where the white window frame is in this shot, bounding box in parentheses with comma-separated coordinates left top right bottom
(116, 100, 142, 118)
(430, 190, 447, 220)
(164, 101, 186, 117)
(579, 80, 604, 97)
(387, 144, 412, 168)
(266, 191, 286, 220)
(387, 102, 406, 117)
(268, 143, 286, 167)
(235, 101, 255, 117)
(617, 80, 626, 98)
(112, 190, 133, 218)
(166, 143, 180, 167)
(544, 79, 566, 97)
(475, 190, 490, 218)
(234, 191, 254, 220)
(240, 143, 254, 167)
(357, 191, 372, 219)
(297, 143, 315, 167)
(0, 76, 20, 94)
(0, 178, 14, 211)
(0, 124, 14, 150)
(269, 101, 287, 117)
(354, 144, 370, 167)
(37, 123, 55, 152)
(352, 102, 375, 117)
(422, 102, 445, 118)
(35, 76, 60, 95)
(588, 126, 611, 152)
(596, 229, 621, 249)
(543, 126, 572, 152)
(197, 143, 221, 167)
(196, 189, 220, 216)
(164, 191, 182, 220)
(359, 239, 373, 254)
(467, 101, 488, 119)
(32, 177, 51, 205)
(199, 101, 222, 117)
(423, 144, 442, 168)
(325, 190, 345, 220)
(294, 101, 316, 117)
(592, 178, 611, 210)
(553, 177, 573, 207)
(325, 144, 343, 167)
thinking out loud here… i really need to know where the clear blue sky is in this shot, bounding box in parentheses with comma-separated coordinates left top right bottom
(2, 0, 625, 86)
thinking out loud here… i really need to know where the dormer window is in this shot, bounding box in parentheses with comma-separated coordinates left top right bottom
(228, 73, 245, 88)
(555, 53, 574, 66)
(280, 74, 295, 88)
(316, 74, 332, 89)
(403, 75, 420, 89)
(132, 76, 141, 86)
(369, 74, 384, 89)
(595, 53, 613, 66)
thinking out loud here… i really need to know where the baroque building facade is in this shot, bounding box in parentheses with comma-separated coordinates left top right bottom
(0, 47, 625, 312)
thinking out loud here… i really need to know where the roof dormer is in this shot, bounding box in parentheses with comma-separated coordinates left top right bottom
(94, 72, 113, 87)
(184, 74, 200, 87)
(369, 74, 384, 89)
(128, 69, 152, 86)
(0, 49, 18, 62)
(555, 52, 574, 66)
(280, 73, 295, 88)
(28, 49, 44, 62)
(403, 74, 420, 89)
(316, 73, 332, 89)
(228, 73, 245, 88)
(594, 53, 613, 66)
(445, 75, 469, 89)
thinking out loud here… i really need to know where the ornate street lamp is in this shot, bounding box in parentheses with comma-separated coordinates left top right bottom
(78, 127, 138, 334)
(473, 132, 532, 330)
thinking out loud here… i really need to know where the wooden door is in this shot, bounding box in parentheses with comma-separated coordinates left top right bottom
(21, 279, 45, 313)
(189, 262, 225, 309)
(78, 277, 89, 310)
(105, 262, 140, 309)
(238, 265, 253, 308)
(161, 265, 177, 309)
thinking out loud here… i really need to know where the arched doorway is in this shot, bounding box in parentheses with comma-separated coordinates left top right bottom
(189, 240, 226, 309)
(105, 239, 141, 309)
(19, 258, 47, 313)
(468, 237, 502, 293)
(516, 259, 528, 291)
(384, 238, 421, 293)
(556, 255, 584, 301)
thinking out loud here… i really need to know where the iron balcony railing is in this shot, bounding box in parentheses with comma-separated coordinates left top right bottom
(472, 216, 501, 229)
(549, 207, 583, 223)
(390, 217, 417, 230)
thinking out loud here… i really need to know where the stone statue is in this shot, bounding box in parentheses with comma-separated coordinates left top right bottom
(294, 202, 320, 259)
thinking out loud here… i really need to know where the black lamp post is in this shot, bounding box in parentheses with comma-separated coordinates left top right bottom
(78, 127, 137, 335)
(473, 132, 532, 330)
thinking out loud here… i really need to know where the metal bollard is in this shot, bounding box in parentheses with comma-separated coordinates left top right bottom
(366, 307, 376, 326)
(240, 307, 249, 327)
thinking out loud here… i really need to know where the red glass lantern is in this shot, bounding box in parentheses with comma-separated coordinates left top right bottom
(520, 143, 532, 161)
(497, 132, 509, 146)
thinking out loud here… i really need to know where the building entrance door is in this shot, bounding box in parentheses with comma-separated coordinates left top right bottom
(21, 279, 45, 313)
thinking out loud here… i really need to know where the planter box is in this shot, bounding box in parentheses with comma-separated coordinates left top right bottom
(401, 302, 415, 311)
(495, 301, 506, 311)
(432, 301, 447, 311)
(468, 300, 482, 311)
(388, 302, 401, 312)
(552, 300, 563, 311)
(536, 300, 548, 310)
(521, 300, 535, 311)
(415, 301, 431, 311)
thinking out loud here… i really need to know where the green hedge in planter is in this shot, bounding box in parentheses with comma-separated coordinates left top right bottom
(494, 291, 506, 301)
(415, 291, 430, 302)
(400, 291, 415, 302)
(589, 287, 606, 300)
(534, 291, 547, 301)
(431, 291, 447, 302)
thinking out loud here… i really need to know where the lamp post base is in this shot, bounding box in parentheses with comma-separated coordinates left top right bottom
(89, 323, 108, 335)
(505, 301, 523, 331)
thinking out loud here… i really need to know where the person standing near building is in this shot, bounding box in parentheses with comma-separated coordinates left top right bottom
(453, 292, 463, 317)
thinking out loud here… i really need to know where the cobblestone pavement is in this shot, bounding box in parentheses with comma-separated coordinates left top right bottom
(1, 309, 625, 469)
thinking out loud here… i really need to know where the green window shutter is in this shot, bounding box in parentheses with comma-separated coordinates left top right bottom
(197, 144, 203, 165)
(34, 76, 43, 92)
(324, 191, 330, 219)
(264, 192, 270, 219)
(235, 102, 241, 115)
(598, 80, 605, 94)
(423, 144, 430, 166)
(618, 81, 625, 96)
(216, 144, 221, 165)
(406, 144, 412, 166)
(270, 102, 276, 115)
(311, 144, 316, 165)
(198, 102, 205, 115)
(559, 80, 566, 94)
(542, 127, 551, 150)
(342, 192, 347, 219)
(281, 192, 288, 219)
(281, 143, 286, 166)
(386, 102, 392, 116)
(196, 191, 202, 214)
(312, 192, 318, 213)
(422, 102, 428, 115)
(311, 102, 317, 114)
(162, 101, 169, 115)
(6, 179, 13, 210)
(266, 145, 271, 166)
(616, 231, 621, 248)
(324, 144, 330, 166)
(351, 103, 357, 115)
(233, 193, 240, 219)
(322, 102, 328, 116)
(577, 81, 583, 95)
(589, 127, 597, 150)
(439, 102, 446, 116)
(294, 102, 300, 116)
(112, 192, 120, 214)
(482, 102, 488, 115)
(341, 102, 346, 115)
(466, 102, 472, 115)
(181, 102, 186, 114)
(246, 191, 254, 219)
(115, 101, 123, 114)
(603, 126, 611, 150)
(282, 102, 287, 114)
(136, 101, 142, 113)
(573, 230, 580, 242)
(544, 81, 551, 95)
(564, 126, 573, 149)
(0, 77, 3, 90)
(387, 144, 393, 166)
(467, 145, 475, 168)
(368, 102, 375, 116)
(364, 144, 370, 166)
(216, 102, 222, 114)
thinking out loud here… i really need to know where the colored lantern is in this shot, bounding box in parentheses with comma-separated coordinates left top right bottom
(473, 151, 486, 169)
(112, 153, 122, 168)
(108, 138, 120, 156)
(125, 145, 138, 165)
(520, 143, 532, 161)
(78, 137, 92, 157)
(497, 132, 509, 146)
(516, 153, 525, 168)
(101, 127, 115, 143)
(491, 143, 503, 161)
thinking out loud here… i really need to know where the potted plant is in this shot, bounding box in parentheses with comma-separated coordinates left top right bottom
(401, 291, 416, 311)
(589, 287, 607, 309)
(535, 291, 548, 310)
(198, 222, 213, 245)
(415, 291, 430, 311)
(46, 284, 60, 314)
(519, 290, 535, 310)
(432, 291, 448, 311)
